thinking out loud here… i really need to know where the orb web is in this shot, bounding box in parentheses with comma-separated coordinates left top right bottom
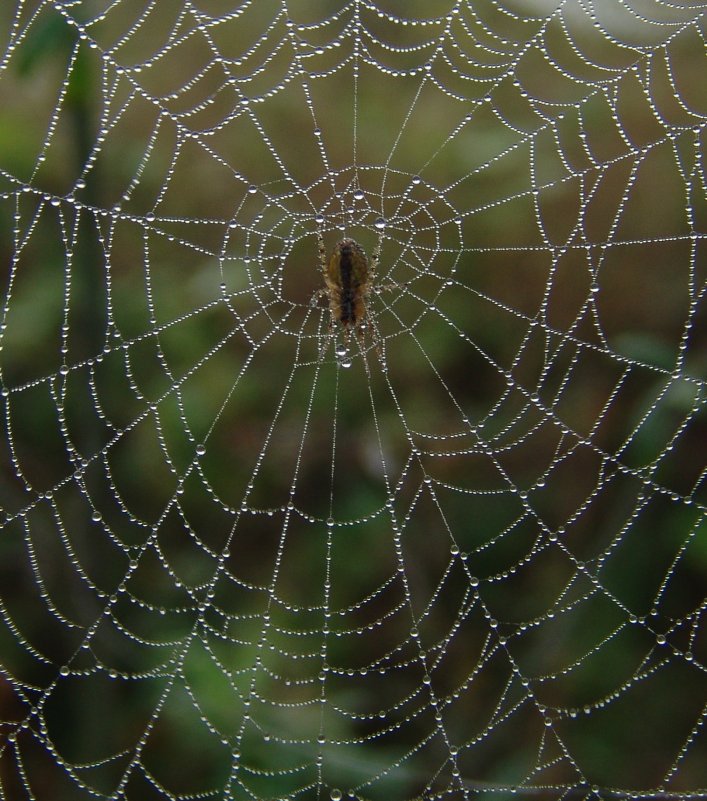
(0, 1, 706, 800)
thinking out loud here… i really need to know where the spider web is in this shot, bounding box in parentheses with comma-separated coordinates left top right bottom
(0, 0, 706, 799)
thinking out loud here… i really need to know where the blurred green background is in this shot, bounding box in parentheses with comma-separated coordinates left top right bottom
(0, 1, 705, 799)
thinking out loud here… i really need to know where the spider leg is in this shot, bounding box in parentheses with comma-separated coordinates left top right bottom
(309, 287, 328, 307)
(314, 226, 342, 363)
(317, 317, 335, 362)
(367, 313, 388, 369)
(353, 321, 371, 378)
(368, 228, 409, 295)
(317, 226, 327, 274)
(373, 282, 404, 293)
(369, 229, 382, 285)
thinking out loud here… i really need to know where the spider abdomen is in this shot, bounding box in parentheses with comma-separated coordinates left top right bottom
(325, 238, 370, 333)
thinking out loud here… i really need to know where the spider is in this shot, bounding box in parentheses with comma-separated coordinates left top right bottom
(311, 229, 384, 362)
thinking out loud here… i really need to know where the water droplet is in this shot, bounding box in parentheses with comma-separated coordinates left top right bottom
(196, 444, 206, 456)
(374, 217, 386, 230)
(315, 214, 325, 225)
(412, 175, 421, 185)
(247, 185, 257, 194)
(353, 190, 364, 201)
(339, 357, 352, 368)
(330, 790, 342, 801)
